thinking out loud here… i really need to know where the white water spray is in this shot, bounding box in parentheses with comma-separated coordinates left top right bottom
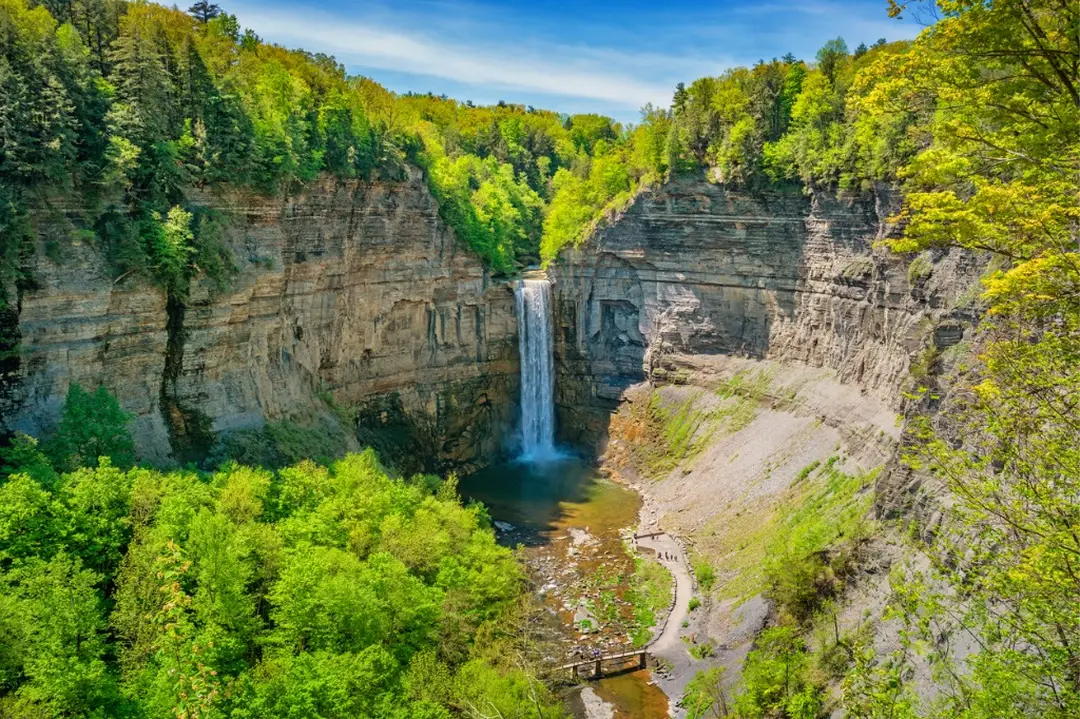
(515, 277, 556, 460)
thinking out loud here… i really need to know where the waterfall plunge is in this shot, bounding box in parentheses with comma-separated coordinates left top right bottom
(515, 278, 557, 460)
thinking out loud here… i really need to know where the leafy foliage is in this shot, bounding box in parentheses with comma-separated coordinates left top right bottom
(0, 444, 560, 717)
(735, 627, 825, 719)
(44, 383, 136, 472)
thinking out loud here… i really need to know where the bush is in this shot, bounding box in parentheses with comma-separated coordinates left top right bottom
(906, 253, 933, 286)
(736, 626, 825, 719)
(689, 641, 715, 659)
(688, 596, 702, 611)
(695, 560, 715, 591)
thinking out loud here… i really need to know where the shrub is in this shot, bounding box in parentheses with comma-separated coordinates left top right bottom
(906, 252, 933, 286)
(735, 626, 825, 719)
(683, 668, 731, 719)
(695, 561, 715, 591)
(689, 641, 715, 660)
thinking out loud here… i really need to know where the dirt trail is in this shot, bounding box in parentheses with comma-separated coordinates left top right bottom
(634, 523, 697, 716)
(636, 533, 692, 657)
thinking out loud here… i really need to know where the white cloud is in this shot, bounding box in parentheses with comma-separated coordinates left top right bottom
(231, 4, 690, 109)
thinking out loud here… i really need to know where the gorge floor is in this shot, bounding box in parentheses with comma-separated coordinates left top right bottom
(459, 457, 675, 719)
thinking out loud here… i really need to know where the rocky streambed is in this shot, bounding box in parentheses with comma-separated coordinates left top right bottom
(458, 457, 672, 718)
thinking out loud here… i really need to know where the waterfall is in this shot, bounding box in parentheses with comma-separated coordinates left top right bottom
(515, 277, 556, 460)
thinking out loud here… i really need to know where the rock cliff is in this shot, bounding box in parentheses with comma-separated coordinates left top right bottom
(549, 174, 981, 446)
(2, 171, 982, 476)
(0, 170, 519, 471)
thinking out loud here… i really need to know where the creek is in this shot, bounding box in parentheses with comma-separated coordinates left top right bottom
(459, 459, 670, 719)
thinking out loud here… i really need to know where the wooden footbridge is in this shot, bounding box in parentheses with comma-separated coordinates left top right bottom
(560, 649, 648, 679)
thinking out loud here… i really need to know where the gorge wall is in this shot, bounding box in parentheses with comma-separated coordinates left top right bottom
(1, 170, 981, 477)
(0, 169, 519, 472)
(549, 174, 982, 446)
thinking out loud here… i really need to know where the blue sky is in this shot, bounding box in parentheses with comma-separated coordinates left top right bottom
(226, 0, 925, 124)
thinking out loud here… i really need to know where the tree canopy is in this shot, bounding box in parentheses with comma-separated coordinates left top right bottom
(0, 386, 561, 717)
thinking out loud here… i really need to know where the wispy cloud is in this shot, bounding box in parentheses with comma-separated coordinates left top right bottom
(231, 3, 697, 109)
(225, 0, 920, 121)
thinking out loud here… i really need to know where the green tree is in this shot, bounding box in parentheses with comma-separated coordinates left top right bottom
(0, 553, 119, 718)
(815, 37, 848, 82)
(735, 626, 824, 719)
(153, 205, 195, 293)
(0, 433, 57, 487)
(188, 1, 220, 23)
(46, 384, 136, 471)
(866, 1, 1080, 716)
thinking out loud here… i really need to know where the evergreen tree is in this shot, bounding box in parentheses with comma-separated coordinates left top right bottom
(815, 36, 849, 81)
(106, 10, 174, 147)
(188, 0, 220, 23)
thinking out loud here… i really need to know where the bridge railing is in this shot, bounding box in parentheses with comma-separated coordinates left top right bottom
(560, 649, 648, 679)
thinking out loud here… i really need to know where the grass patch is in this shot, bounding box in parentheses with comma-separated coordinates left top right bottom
(763, 461, 877, 623)
(713, 367, 777, 432)
(700, 460, 880, 606)
(795, 459, 822, 484)
(626, 554, 673, 648)
(626, 390, 718, 478)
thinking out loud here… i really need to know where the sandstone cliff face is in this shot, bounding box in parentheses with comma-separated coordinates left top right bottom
(549, 174, 981, 445)
(0, 170, 519, 471)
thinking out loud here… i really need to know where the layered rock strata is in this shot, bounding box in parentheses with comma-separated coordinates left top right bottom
(0, 170, 519, 471)
(549, 174, 981, 445)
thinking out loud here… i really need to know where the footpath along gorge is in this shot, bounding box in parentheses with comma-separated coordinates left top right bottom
(1, 170, 976, 717)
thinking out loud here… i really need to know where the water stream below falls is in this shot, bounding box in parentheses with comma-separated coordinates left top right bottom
(458, 459, 669, 719)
